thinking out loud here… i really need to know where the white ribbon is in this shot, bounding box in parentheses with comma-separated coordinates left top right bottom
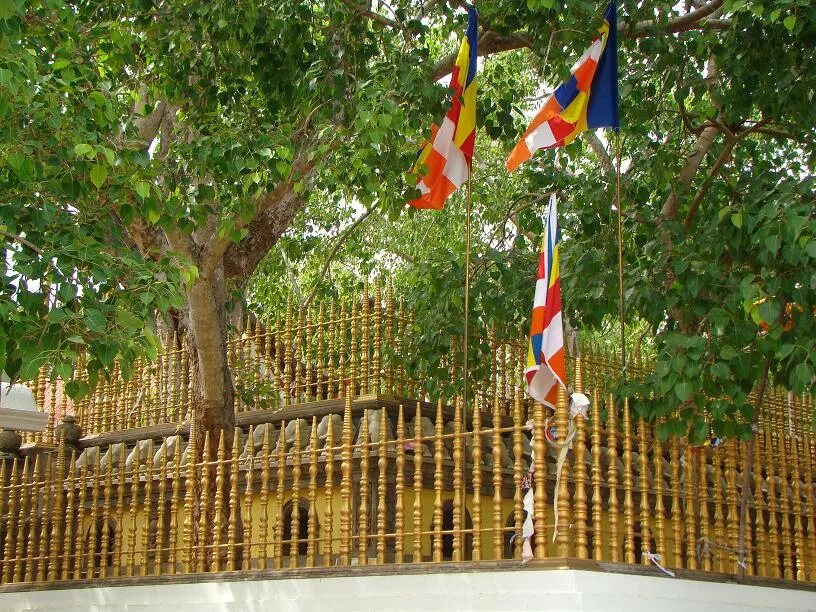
(643, 551, 676, 577)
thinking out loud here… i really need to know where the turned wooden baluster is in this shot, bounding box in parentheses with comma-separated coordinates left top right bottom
(412, 403, 424, 562)
(376, 407, 388, 565)
(395, 405, 406, 562)
(358, 411, 371, 565)
(339, 392, 353, 565)
(308, 416, 319, 568)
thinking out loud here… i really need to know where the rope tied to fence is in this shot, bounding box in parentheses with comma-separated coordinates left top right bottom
(696, 537, 748, 570)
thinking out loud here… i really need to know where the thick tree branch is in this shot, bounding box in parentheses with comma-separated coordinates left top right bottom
(660, 125, 720, 221)
(683, 118, 772, 228)
(303, 201, 381, 308)
(586, 131, 614, 175)
(622, 0, 725, 38)
(338, 0, 398, 29)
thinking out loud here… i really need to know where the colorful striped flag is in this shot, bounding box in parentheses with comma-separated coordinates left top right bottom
(409, 7, 477, 209)
(525, 194, 566, 408)
(507, 1, 618, 172)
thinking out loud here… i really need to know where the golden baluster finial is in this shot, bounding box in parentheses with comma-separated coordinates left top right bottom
(573, 356, 588, 560)
(168, 435, 183, 575)
(471, 393, 483, 562)
(775, 402, 794, 580)
(432, 400, 444, 563)
(512, 391, 525, 560)
(182, 419, 198, 574)
(259, 424, 271, 570)
(637, 417, 651, 565)
(36, 455, 54, 582)
(532, 399, 548, 560)
(283, 295, 294, 406)
(376, 407, 388, 565)
(88, 450, 104, 580)
(752, 424, 768, 576)
(555, 383, 571, 558)
(412, 403, 424, 562)
(295, 305, 305, 403)
(141, 440, 155, 576)
(763, 410, 780, 578)
(669, 434, 682, 569)
(328, 301, 338, 399)
(385, 285, 395, 396)
(155, 440, 169, 577)
(307, 417, 319, 568)
(395, 406, 406, 562)
(361, 283, 370, 395)
(47, 434, 67, 581)
(323, 415, 336, 566)
(339, 391, 354, 565)
(358, 411, 371, 565)
(396, 298, 406, 396)
(114, 445, 126, 577)
(712, 441, 726, 573)
(724, 439, 740, 575)
(227, 429, 241, 572)
(274, 424, 286, 570)
(372, 283, 382, 396)
(787, 398, 806, 581)
(196, 432, 212, 573)
(0, 461, 8, 583)
(606, 394, 620, 562)
(591, 389, 604, 561)
(452, 397, 464, 562)
(290, 419, 303, 569)
(317, 303, 327, 401)
(683, 445, 697, 570)
(23, 455, 39, 582)
(492, 390, 504, 560)
(350, 297, 360, 397)
(242, 426, 255, 572)
(61, 455, 77, 581)
(621, 398, 635, 564)
(652, 424, 667, 564)
(73, 460, 86, 581)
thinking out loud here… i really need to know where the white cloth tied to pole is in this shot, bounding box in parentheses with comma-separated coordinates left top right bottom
(643, 551, 676, 577)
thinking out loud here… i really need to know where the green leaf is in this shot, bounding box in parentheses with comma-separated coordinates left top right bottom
(675, 381, 695, 402)
(116, 309, 143, 330)
(135, 181, 151, 200)
(730, 213, 743, 229)
(74, 143, 94, 158)
(783, 15, 796, 31)
(90, 164, 108, 189)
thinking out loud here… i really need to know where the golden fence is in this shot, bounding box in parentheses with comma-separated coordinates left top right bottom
(2, 356, 815, 587)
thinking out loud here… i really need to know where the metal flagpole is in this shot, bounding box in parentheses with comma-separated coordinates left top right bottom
(615, 131, 625, 376)
(464, 167, 472, 413)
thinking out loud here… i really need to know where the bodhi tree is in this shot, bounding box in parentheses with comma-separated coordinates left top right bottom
(1, 0, 814, 455)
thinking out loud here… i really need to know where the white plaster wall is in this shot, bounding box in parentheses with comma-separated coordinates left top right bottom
(1, 569, 814, 612)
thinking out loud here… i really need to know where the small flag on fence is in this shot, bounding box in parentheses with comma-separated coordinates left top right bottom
(409, 6, 478, 209)
(507, 0, 618, 172)
(525, 194, 566, 408)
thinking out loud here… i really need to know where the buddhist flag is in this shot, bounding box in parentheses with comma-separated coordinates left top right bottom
(409, 7, 477, 209)
(525, 194, 566, 408)
(507, 1, 618, 172)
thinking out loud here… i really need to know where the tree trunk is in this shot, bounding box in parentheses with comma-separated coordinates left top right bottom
(186, 262, 235, 448)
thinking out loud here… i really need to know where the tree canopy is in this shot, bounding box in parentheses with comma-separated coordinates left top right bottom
(1, 0, 814, 441)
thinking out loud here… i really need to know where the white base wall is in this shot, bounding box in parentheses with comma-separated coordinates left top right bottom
(2, 569, 814, 612)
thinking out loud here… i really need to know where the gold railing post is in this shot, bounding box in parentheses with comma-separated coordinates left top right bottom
(412, 403, 424, 563)
(242, 427, 254, 571)
(358, 412, 371, 565)
(452, 397, 463, 562)
(395, 405, 406, 562)
(573, 356, 588, 560)
(324, 416, 335, 566)
(471, 393, 482, 562)
(637, 417, 651, 565)
(114, 445, 126, 577)
(606, 394, 620, 562)
(492, 391, 504, 560)
(590, 389, 603, 561)
(385, 285, 395, 396)
(339, 391, 353, 566)
(290, 419, 303, 569)
(555, 384, 571, 558)
(227, 429, 240, 572)
(376, 407, 388, 565)
(432, 400, 443, 563)
(532, 400, 548, 559)
(308, 416, 319, 568)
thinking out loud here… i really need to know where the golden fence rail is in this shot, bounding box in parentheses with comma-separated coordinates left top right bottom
(2, 370, 816, 588)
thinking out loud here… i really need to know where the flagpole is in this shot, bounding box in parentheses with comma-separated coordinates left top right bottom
(615, 131, 626, 376)
(463, 167, 472, 413)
